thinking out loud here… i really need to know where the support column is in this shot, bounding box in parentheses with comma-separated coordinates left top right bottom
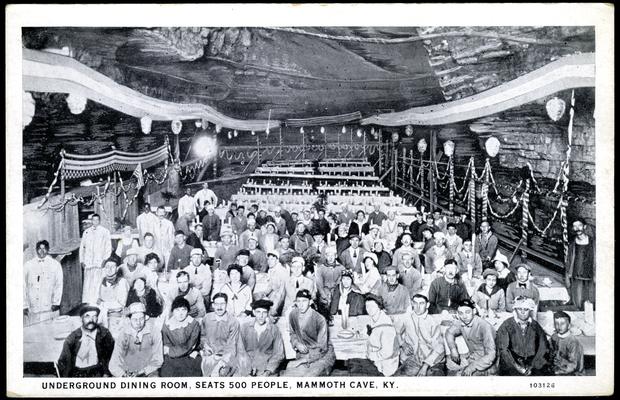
(428, 131, 436, 211)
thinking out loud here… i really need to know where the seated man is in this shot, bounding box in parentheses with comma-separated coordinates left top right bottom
(182, 248, 212, 309)
(398, 252, 424, 298)
(167, 230, 194, 271)
(427, 259, 469, 314)
(166, 270, 206, 319)
(118, 248, 148, 287)
(248, 235, 268, 273)
(239, 299, 285, 376)
(57, 305, 115, 377)
(282, 256, 315, 313)
(314, 246, 345, 318)
(329, 270, 366, 318)
(445, 299, 498, 376)
(397, 294, 446, 376)
(200, 293, 243, 376)
(377, 266, 412, 316)
(109, 302, 163, 377)
(549, 311, 585, 376)
(391, 233, 421, 268)
(213, 227, 239, 270)
(281, 289, 336, 377)
(347, 294, 399, 377)
(496, 296, 551, 376)
(505, 263, 540, 312)
(234, 249, 257, 291)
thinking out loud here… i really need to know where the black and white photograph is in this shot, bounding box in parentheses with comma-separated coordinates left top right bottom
(6, 3, 614, 397)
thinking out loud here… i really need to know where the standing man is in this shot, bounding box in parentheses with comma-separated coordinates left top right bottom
(565, 218, 596, 309)
(194, 182, 218, 209)
(80, 214, 112, 304)
(475, 221, 498, 269)
(177, 187, 197, 221)
(202, 204, 222, 242)
(23, 240, 63, 324)
(153, 206, 175, 267)
(57, 305, 115, 377)
(136, 203, 159, 243)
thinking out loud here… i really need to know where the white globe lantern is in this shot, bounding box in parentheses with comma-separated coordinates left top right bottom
(251, 130, 256, 136)
(443, 140, 455, 157)
(320, 126, 325, 134)
(392, 132, 399, 143)
(66, 93, 87, 114)
(300, 127, 304, 134)
(171, 120, 182, 135)
(546, 97, 566, 122)
(23, 92, 35, 128)
(341, 126, 346, 134)
(485, 136, 501, 157)
(405, 124, 414, 137)
(417, 138, 427, 153)
(233, 130, 238, 137)
(195, 120, 202, 128)
(140, 116, 153, 134)
(215, 124, 222, 133)
(356, 129, 363, 138)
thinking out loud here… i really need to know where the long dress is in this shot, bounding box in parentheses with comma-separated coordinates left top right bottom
(160, 317, 202, 377)
(281, 308, 335, 377)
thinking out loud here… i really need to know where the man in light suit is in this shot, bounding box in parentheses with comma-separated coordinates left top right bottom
(338, 234, 367, 274)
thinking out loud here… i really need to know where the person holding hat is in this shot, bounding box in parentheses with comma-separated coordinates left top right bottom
(492, 251, 516, 293)
(505, 264, 540, 313)
(118, 248, 149, 286)
(182, 248, 213, 309)
(290, 221, 314, 255)
(347, 294, 399, 377)
(57, 304, 115, 377)
(259, 221, 280, 254)
(109, 302, 163, 377)
(283, 256, 315, 313)
(549, 311, 585, 375)
(214, 227, 240, 271)
(216, 264, 253, 318)
(125, 276, 163, 318)
(397, 294, 446, 376)
(238, 299, 285, 376)
(377, 265, 412, 316)
(281, 289, 336, 377)
(98, 258, 130, 334)
(428, 259, 469, 314)
(200, 292, 243, 377)
(496, 296, 550, 376)
(161, 296, 202, 377)
(445, 299, 498, 376)
(354, 252, 382, 295)
(329, 270, 366, 318)
(247, 235, 268, 273)
(167, 230, 194, 272)
(239, 217, 263, 251)
(339, 234, 367, 273)
(470, 269, 506, 317)
(424, 231, 453, 274)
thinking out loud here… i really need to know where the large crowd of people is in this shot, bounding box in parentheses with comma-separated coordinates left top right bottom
(23, 181, 595, 377)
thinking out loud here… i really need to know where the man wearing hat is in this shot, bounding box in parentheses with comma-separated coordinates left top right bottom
(118, 248, 149, 286)
(505, 263, 540, 313)
(377, 265, 412, 316)
(354, 252, 382, 295)
(234, 249, 257, 291)
(57, 304, 115, 377)
(182, 248, 213, 309)
(201, 203, 222, 242)
(329, 270, 366, 318)
(214, 226, 239, 271)
(397, 294, 446, 376)
(565, 218, 596, 310)
(445, 299, 498, 376)
(109, 302, 163, 377)
(239, 299, 285, 376)
(239, 217, 263, 251)
(283, 257, 315, 312)
(496, 296, 550, 376)
(470, 268, 506, 317)
(290, 221, 314, 255)
(362, 224, 382, 253)
(281, 289, 336, 377)
(339, 234, 367, 273)
(428, 259, 469, 314)
(247, 234, 268, 273)
(347, 294, 399, 376)
(167, 230, 194, 272)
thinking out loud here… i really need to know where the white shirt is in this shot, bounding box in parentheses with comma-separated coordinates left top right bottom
(254, 322, 268, 337)
(79, 225, 111, 268)
(177, 195, 197, 218)
(136, 212, 159, 241)
(194, 188, 218, 208)
(23, 255, 63, 313)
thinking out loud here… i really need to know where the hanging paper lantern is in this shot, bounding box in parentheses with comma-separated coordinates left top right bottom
(66, 93, 87, 114)
(443, 140, 455, 157)
(227, 131, 233, 140)
(233, 130, 238, 137)
(171, 120, 182, 135)
(485, 136, 501, 157)
(417, 138, 427, 153)
(251, 130, 256, 136)
(320, 126, 325, 134)
(391, 132, 400, 143)
(266, 128, 270, 135)
(300, 127, 304, 134)
(356, 129, 362, 138)
(215, 124, 222, 133)
(195, 120, 202, 128)
(370, 127, 375, 135)
(546, 97, 566, 121)
(201, 118, 209, 129)
(140, 116, 152, 134)
(22, 92, 35, 128)
(405, 124, 414, 137)
(341, 126, 346, 134)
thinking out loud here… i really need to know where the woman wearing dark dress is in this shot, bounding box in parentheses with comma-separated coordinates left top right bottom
(492, 252, 516, 293)
(125, 277, 163, 318)
(160, 297, 203, 377)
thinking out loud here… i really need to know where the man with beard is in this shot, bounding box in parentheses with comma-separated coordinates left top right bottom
(57, 304, 115, 377)
(565, 218, 596, 309)
(239, 299, 285, 376)
(167, 270, 206, 319)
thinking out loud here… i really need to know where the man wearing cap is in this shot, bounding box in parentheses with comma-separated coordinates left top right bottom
(200, 292, 242, 376)
(368, 204, 388, 228)
(79, 214, 112, 304)
(234, 249, 257, 291)
(118, 248, 149, 286)
(290, 221, 314, 255)
(456, 239, 482, 278)
(214, 227, 239, 271)
(167, 270, 207, 319)
(424, 232, 453, 274)
(194, 182, 218, 209)
(167, 230, 194, 272)
(281, 289, 336, 377)
(445, 299, 498, 376)
(565, 218, 596, 310)
(283, 257, 316, 313)
(496, 296, 550, 376)
(239, 299, 285, 376)
(377, 266, 412, 316)
(362, 224, 382, 252)
(109, 302, 163, 377)
(239, 217, 263, 250)
(505, 264, 540, 312)
(397, 294, 446, 376)
(23, 240, 64, 324)
(339, 234, 367, 273)
(398, 253, 425, 298)
(348, 294, 399, 376)
(428, 260, 469, 314)
(475, 221, 498, 269)
(471, 268, 506, 317)
(182, 248, 213, 308)
(330, 270, 366, 318)
(248, 235, 268, 273)
(136, 203, 159, 244)
(201, 204, 222, 242)
(57, 305, 115, 377)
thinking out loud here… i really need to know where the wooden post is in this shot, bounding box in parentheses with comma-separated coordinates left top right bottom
(60, 162, 66, 222)
(363, 132, 367, 159)
(256, 135, 261, 165)
(393, 147, 398, 189)
(302, 131, 305, 160)
(428, 131, 436, 211)
(377, 140, 382, 175)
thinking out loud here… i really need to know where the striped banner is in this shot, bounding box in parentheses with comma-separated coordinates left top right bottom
(469, 176, 476, 229)
(521, 179, 531, 248)
(449, 157, 455, 212)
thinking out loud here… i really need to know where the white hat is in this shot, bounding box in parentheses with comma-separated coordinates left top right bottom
(433, 231, 445, 240)
(292, 256, 305, 267)
(370, 224, 380, 231)
(513, 297, 537, 311)
(190, 248, 203, 256)
(363, 252, 378, 265)
(267, 249, 280, 258)
(492, 251, 510, 267)
(125, 248, 139, 256)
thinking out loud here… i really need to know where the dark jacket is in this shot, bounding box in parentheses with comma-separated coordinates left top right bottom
(329, 287, 366, 317)
(57, 326, 115, 377)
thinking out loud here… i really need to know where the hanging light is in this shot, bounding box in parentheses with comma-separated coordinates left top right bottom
(201, 118, 209, 129)
(227, 131, 233, 140)
(417, 138, 427, 153)
(215, 124, 222, 133)
(171, 120, 182, 135)
(443, 140, 455, 157)
(356, 129, 362, 138)
(370, 127, 375, 136)
(392, 132, 400, 143)
(485, 136, 501, 157)
(546, 97, 566, 121)
(66, 93, 87, 114)
(233, 130, 238, 137)
(195, 120, 202, 128)
(251, 130, 256, 136)
(140, 116, 152, 134)
(300, 127, 304, 134)
(23, 92, 35, 129)
(341, 126, 346, 134)
(405, 124, 414, 137)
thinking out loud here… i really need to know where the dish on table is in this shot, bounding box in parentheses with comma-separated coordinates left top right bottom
(337, 329, 355, 339)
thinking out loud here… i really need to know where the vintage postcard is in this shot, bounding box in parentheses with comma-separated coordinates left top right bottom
(6, 3, 614, 397)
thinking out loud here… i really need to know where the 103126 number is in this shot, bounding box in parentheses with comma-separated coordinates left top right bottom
(530, 382, 555, 389)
